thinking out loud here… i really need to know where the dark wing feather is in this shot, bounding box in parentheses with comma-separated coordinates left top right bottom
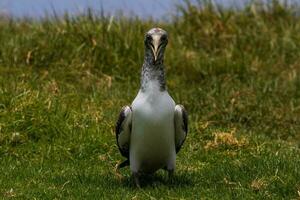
(174, 105, 188, 153)
(115, 106, 132, 159)
(181, 106, 188, 134)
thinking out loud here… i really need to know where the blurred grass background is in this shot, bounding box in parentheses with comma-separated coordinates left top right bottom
(0, 0, 300, 199)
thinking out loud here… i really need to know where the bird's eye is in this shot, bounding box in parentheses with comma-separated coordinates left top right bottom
(161, 35, 167, 42)
(146, 35, 152, 42)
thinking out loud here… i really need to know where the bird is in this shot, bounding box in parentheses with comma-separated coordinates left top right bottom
(115, 28, 188, 187)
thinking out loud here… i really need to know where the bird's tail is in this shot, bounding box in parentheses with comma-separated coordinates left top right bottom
(117, 159, 130, 169)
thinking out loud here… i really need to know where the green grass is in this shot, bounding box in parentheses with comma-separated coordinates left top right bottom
(1, 1, 300, 199)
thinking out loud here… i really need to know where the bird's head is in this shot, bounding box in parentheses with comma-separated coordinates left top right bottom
(144, 28, 168, 65)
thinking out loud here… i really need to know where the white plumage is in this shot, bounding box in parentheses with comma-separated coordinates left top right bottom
(130, 80, 176, 174)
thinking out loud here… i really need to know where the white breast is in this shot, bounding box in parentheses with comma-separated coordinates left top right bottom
(130, 80, 176, 173)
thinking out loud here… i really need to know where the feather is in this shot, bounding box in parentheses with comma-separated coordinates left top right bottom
(115, 106, 132, 160)
(174, 105, 188, 153)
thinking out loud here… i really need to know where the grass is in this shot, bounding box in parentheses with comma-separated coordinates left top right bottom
(0, 1, 300, 199)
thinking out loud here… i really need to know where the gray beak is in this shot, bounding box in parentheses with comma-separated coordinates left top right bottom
(150, 35, 161, 62)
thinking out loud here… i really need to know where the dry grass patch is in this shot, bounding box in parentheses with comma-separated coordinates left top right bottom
(205, 129, 248, 150)
(251, 178, 268, 191)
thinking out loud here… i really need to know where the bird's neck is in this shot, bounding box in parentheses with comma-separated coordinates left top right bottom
(140, 61, 166, 92)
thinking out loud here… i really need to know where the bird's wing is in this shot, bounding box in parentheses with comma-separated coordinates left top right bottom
(115, 106, 132, 159)
(174, 105, 188, 153)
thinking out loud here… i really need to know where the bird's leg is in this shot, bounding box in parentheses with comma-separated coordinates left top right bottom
(132, 172, 141, 188)
(168, 169, 174, 181)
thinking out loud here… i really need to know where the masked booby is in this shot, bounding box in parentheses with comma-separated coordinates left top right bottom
(115, 28, 188, 187)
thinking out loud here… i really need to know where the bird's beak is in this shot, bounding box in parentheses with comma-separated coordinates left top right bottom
(151, 35, 161, 62)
